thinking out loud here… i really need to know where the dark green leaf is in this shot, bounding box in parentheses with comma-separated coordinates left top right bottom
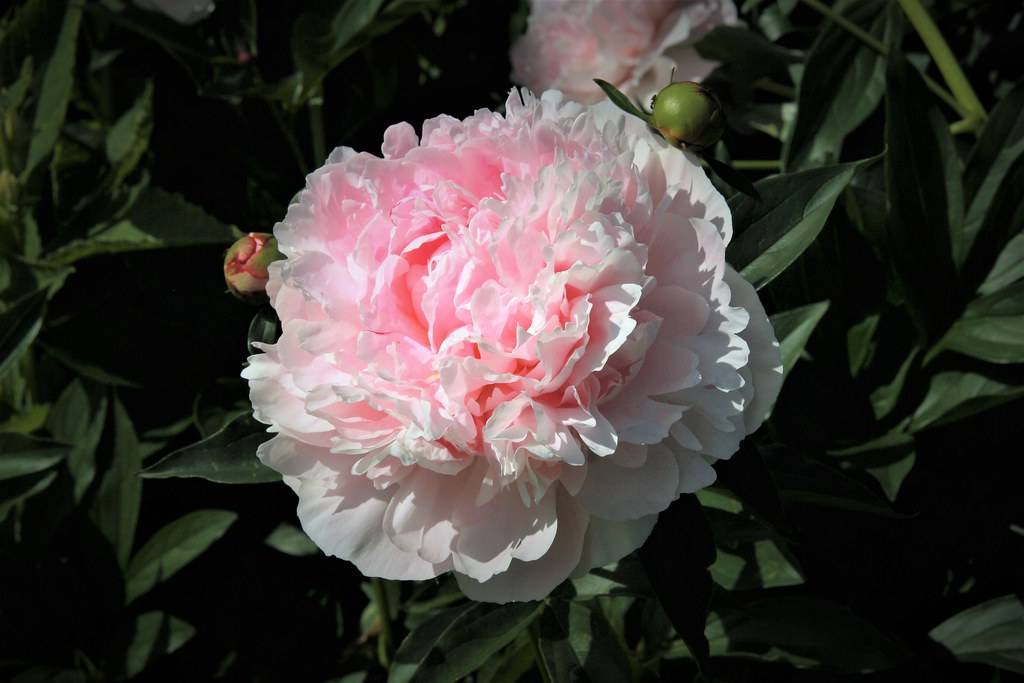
(727, 160, 869, 289)
(247, 307, 279, 354)
(593, 78, 649, 122)
(45, 187, 239, 265)
(930, 595, 1024, 674)
(477, 632, 534, 683)
(930, 283, 1024, 364)
(706, 597, 908, 672)
(828, 430, 916, 502)
(0, 432, 69, 480)
(869, 348, 919, 420)
(704, 155, 760, 200)
(124, 611, 196, 678)
(124, 509, 237, 603)
(762, 444, 902, 517)
(141, 414, 278, 484)
(785, 0, 895, 170)
(47, 379, 108, 501)
(22, 2, 81, 178)
(978, 231, 1024, 295)
(770, 300, 829, 378)
(639, 495, 715, 673)
(535, 600, 633, 683)
(0, 469, 58, 522)
(694, 25, 801, 82)
(265, 523, 319, 557)
(106, 80, 154, 188)
(885, 53, 963, 340)
(0, 289, 46, 379)
(911, 372, 1024, 432)
(570, 556, 651, 599)
(961, 82, 1024, 269)
(90, 395, 143, 568)
(700, 499, 804, 590)
(847, 313, 880, 378)
(388, 601, 542, 683)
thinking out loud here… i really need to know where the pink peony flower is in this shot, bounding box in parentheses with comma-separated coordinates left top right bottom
(511, 0, 738, 106)
(243, 89, 781, 603)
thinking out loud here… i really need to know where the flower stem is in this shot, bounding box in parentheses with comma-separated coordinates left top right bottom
(309, 93, 327, 166)
(798, 0, 969, 119)
(529, 618, 554, 683)
(371, 578, 394, 668)
(896, 0, 986, 120)
(730, 159, 782, 171)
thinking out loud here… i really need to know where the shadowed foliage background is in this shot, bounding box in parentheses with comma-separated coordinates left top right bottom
(1, 0, 1022, 681)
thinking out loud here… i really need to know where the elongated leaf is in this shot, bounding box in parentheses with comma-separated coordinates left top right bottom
(265, 523, 319, 557)
(694, 25, 801, 81)
(869, 348, 919, 420)
(771, 300, 829, 378)
(978, 231, 1024, 295)
(702, 506, 804, 590)
(639, 495, 715, 673)
(0, 433, 69, 480)
(911, 372, 1024, 432)
(0, 289, 46, 379)
(785, 0, 895, 169)
(477, 633, 534, 683)
(761, 444, 902, 517)
(47, 379, 108, 501)
(570, 556, 651, 599)
(847, 313, 880, 378)
(0, 469, 58, 523)
(46, 187, 239, 265)
(91, 395, 143, 568)
(930, 595, 1024, 674)
(593, 78, 649, 122)
(106, 80, 154, 188)
(960, 82, 1024, 269)
(124, 611, 196, 678)
(141, 414, 278, 484)
(727, 160, 868, 289)
(885, 53, 962, 341)
(291, 0, 435, 103)
(124, 509, 237, 602)
(388, 601, 542, 683)
(704, 155, 760, 200)
(828, 430, 917, 502)
(535, 600, 633, 683)
(23, 2, 81, 178)
(705, 597, 908, 673)
(931, 283, 1024, 364)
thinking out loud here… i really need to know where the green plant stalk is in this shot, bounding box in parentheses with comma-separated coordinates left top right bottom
(798, 0, 969, 119)
(309, 96, 327, 166)
(0, 125, 11, 172)
(896, 0, 986, 119)
(529, 618, 554, 683)
(730, 159, 782, 170)
(371, 578, 394, 668)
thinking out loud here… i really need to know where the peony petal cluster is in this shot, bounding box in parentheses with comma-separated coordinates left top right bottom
(511, 0, 738, 105)
(244, 89, 782, 603)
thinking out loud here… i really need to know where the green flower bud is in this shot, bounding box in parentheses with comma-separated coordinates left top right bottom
(650, 81, 725, 150)
(223, 232, 283, 301)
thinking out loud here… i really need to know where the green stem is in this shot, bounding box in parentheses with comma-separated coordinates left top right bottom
(309, 94, 327, 167)
(529, 619, 554, 683)
(0, 125, 11, 172)
(371, 578, 394, 668)
(267, 102, 309, 175)
(730, 159, 782, 170)
(896, 0, 986, 119)
(798, 0, 969, 118)
(753, 78, 796, 100)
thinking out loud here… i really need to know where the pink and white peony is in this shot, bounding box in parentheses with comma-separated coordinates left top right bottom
(243, 89, 782, 603)
(511, 0, 738, 106)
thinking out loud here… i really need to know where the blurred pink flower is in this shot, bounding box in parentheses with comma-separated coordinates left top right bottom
(244, 89, 781, 602)
(511, 0, 738, 105)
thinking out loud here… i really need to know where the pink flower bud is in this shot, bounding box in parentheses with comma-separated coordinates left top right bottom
(223, 232, 282, 301)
